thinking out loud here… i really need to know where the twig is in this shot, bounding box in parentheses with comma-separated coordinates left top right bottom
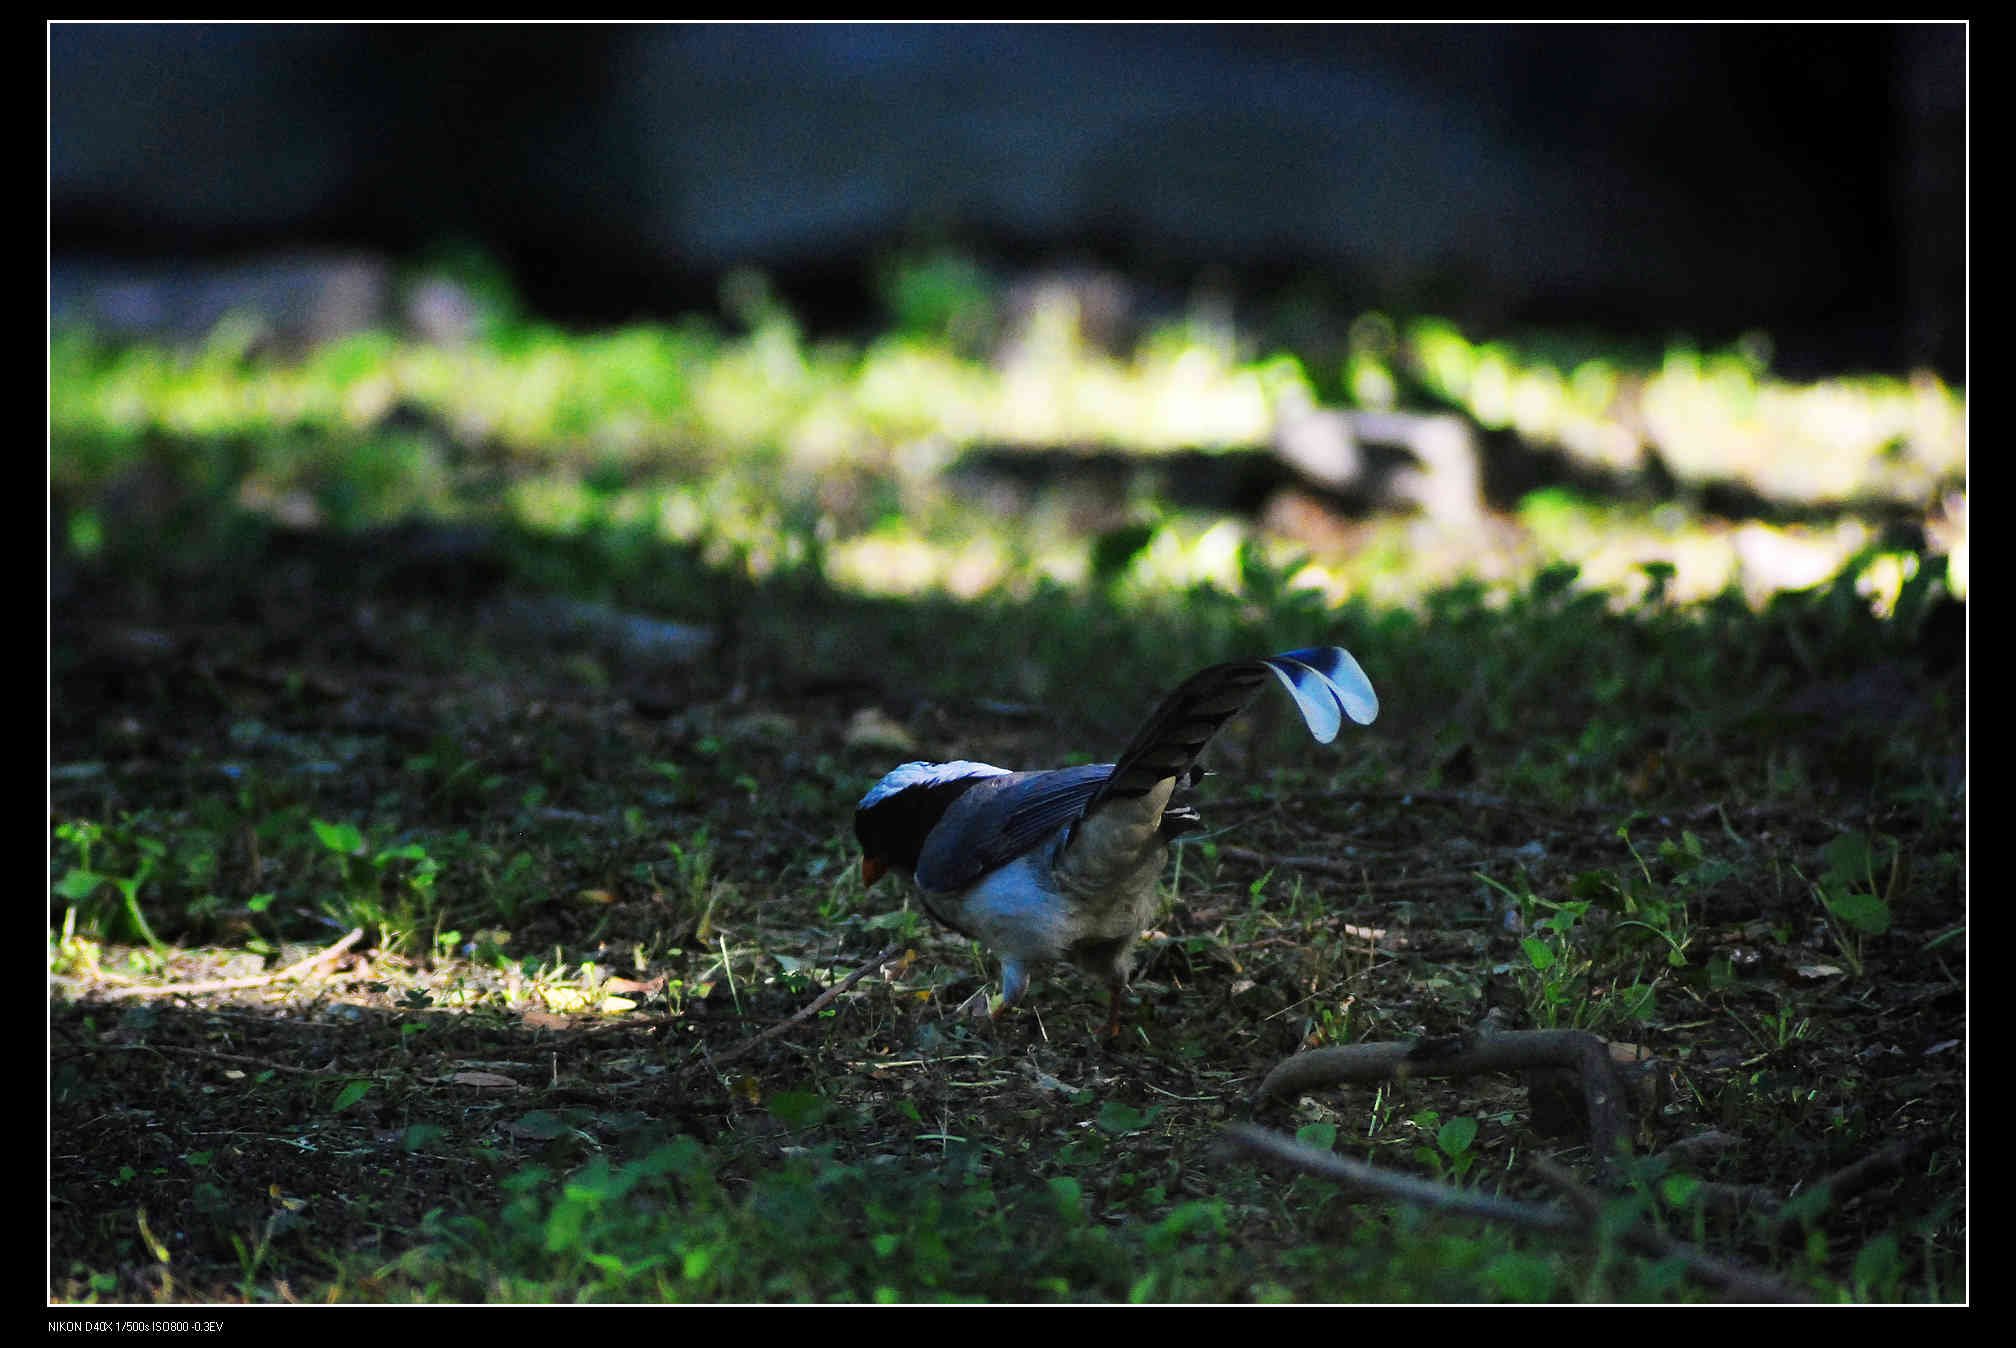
(1216, 845, 1367, 881)
(65, 1041, 355, 1077)
(1612, 1132, 1942, 1246)
(1214, 844, 1551, 890)
(1768, 1133, 1941, 1238)
(1221, 1123, 1579, 1235)
(1529, 1156, 1811, 1303)
(1342, 790, 1831, 829)
(81, 929, 366, 1002)
(1675, 1177, 1785, 1219)
(1655, 1129, 1744, 1165)
(1639, 1133, 1782, 1217)
(700, 943, 905, 1071)
(1254, 1029, 1635, 1175)
(1220, 1126, 1810, 1303)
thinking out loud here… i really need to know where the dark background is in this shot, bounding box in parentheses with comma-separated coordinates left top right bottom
(51, 23, 1965, 377)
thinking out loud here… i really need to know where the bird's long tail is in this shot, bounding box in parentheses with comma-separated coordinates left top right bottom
(1083, 646, 1378, 815)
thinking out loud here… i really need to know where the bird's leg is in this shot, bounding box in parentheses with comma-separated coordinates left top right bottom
(992, 961, 1030, 1018)
(1104, 973, 1129, 1038)
(959, 960, 1029, 1020)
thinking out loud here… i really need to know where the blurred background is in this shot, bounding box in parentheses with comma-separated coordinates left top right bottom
(49, 20, 1967, 658)
(52, 24, 1964, 373)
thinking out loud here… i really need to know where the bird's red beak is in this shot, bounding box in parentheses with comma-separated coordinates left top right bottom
(861, 856, 887, 886)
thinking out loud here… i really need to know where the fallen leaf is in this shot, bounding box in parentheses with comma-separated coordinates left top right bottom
(443, 1071, 521, 1090)
(539, 987, 591, 1012)
(520, 1010, 575, 1030)
(604, 974, 666, 995)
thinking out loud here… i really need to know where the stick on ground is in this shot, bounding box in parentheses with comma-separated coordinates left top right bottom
(82, 928, 366, 1002)
(702, 942, 907, 1071)
(1254, 1028, 1636, 1173)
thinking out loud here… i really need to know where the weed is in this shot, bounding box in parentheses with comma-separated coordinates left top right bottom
(310, 818, 444, 953)
(53, 818, 168, 953)
(1411, 1110, 1481, 1184)
(663, 828, 721, 938)
(1804, 831, 1898, 977)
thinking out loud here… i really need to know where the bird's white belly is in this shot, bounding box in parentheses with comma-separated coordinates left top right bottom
(924, 850, 1078, 964)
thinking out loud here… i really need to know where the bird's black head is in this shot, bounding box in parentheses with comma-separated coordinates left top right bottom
(853, 760, 1006, 884)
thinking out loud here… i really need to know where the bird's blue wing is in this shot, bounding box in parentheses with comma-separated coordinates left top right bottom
(909, 646, 1376, 888)
(914, 763, 1114, 892)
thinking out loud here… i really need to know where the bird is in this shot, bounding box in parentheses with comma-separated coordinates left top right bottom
(853, 647, 1377, 1028)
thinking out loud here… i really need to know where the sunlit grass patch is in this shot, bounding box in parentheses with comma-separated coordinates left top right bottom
(54, 261, 1965, 560)
(1404, 320, 1965, 507)
(54, 268, 1967, 501)
(51, 255, 1967, 637)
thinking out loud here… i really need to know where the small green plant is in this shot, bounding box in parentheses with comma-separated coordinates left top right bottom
(1806, 831, 1896, 977)
(310, 818, 444, 950)
(1732, 997, 1812, 1055)
(1482, 873, 1597, 1030)
(1411, 1110, 1480, 1183)
(52, 818, 168, 953)
(488, 850, 546, 925)
(1485, 826, 1704, 1033)
(1308, 1001, 1354, 1047)
(663, 828, 720, 937)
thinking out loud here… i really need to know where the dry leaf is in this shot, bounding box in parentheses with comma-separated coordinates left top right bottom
(443, 1071, 521, 1090)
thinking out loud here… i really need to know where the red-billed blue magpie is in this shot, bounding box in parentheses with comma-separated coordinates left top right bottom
(854, 647, 1377, 1025)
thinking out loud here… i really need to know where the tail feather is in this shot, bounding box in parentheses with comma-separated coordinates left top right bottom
(1085, 646, 1377, 812)
(1261, 646, 1380, 743)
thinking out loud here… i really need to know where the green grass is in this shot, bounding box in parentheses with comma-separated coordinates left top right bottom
(51, 253, 1966, 614)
